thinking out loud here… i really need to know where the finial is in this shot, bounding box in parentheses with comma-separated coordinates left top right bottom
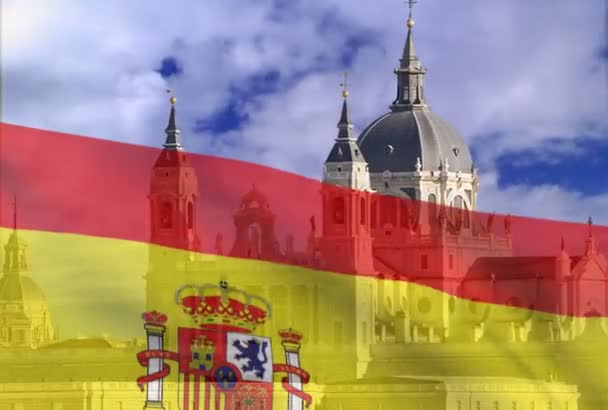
(340, 71, 349, 99)
(163, 88, 182, 150)
(166, 89, 176, 106)
(561, 236, 565, 251)
(336, 72, 353, 136)
(406, 0, 416, 28)
(588, 216, 593, 237)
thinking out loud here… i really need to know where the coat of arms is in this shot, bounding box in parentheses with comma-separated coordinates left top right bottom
(136, 281, 311, 410)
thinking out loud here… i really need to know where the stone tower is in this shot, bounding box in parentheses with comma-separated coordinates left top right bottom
(229, 186, 283, 261)
(0, 201, 55, 348)
(320, 89, 375, 376)
(147, 96, 201, 310)
(321, 87, 374, 275)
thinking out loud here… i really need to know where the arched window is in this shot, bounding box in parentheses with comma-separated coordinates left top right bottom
(161, 202, 173, 229)
(450, 195, 468, 227)
(360, 197, 366, 225)
(380, 196, 396, 226)
(371, 199, 377, 228)
(187, 202, 194, 229)
(333, 197, 345, 224)
(400, 199, 410, 228)
(463, 203, 471, 229)
(427, 194, 437, 225)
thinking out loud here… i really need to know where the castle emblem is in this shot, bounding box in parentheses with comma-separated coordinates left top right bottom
(189, 335, 215, 372)
(136, 281, 312, 410)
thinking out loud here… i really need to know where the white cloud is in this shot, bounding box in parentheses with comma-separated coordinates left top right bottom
(1, 0, 607, 222)
(479, 171, 608, 226)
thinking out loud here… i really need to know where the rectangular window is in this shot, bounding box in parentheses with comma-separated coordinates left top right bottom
(400, 200, 409, 227)
(333, 197, 345, 224)
(334, 321, 343, 345)
(360, 197, 367, 225)
(371, 200, 377, 228)
(449, 254, 454, 270)
(421, 255, 429, 270)
(380, 196, 396, 226)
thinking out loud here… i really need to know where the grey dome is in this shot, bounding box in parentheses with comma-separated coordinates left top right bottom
(0, 273, 47, 304)
(358, 109, 473, 173)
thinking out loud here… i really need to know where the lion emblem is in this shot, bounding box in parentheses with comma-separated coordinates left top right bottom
(232, 338, 269, 379)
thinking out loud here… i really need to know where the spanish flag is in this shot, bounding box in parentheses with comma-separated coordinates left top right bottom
(1, 103, 607, 410)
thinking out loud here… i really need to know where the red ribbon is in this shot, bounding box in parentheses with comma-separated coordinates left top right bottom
(136, 349, 179, 391)
(273, 364, 313, 408)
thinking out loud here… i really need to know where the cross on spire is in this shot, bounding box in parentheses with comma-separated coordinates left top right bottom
(405, 0, 417, 29)
(392, 0, 426, 109)
(166, 88, 176, 106)
(340, 71, 349, 99)
(407, 0, 417, 17)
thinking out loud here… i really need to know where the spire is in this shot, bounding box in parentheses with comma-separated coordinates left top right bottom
(391, 0, 427, 111)
(585, 216, 597, 257)
(324, 72, 368, 169)
(337, 72, 354, 140)
(163, 91, 183, 151)
(13, 194, 17, 231)
(4, 195, 28, 274)
(402, 0, 418, 66)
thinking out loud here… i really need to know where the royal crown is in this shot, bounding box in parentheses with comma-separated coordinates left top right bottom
(279, 328, 304, 344)
(142, 311, 168, 326)
(175, 281, 272, 331)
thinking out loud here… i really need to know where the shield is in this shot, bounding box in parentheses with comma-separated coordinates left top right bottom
(176, 326, 274, 410)
(138, 283, 311, 410)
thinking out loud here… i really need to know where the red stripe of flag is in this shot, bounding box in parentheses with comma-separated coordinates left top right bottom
(1, 122, 606, 317)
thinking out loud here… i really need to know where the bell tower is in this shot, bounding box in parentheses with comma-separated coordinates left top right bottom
(149, 95, 200, 251)
(321, 79, 374, 274)
(147, 95, 201, 310)
(320, 81, 376, 377)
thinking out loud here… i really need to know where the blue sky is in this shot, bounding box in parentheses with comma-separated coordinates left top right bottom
(2, 0, 607, 223)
